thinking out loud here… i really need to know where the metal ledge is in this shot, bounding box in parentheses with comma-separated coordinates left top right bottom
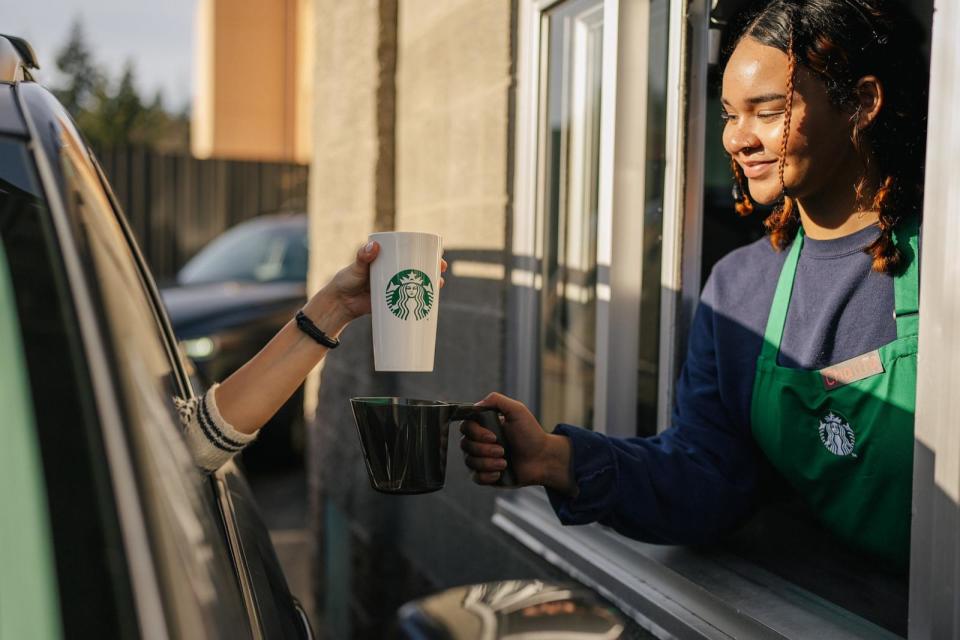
(493, 490, 901, 640)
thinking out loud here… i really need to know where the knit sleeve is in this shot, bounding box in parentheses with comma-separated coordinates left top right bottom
(174, 383, 258, 472)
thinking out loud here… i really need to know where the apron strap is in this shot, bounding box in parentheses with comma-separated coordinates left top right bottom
(893, 217, 921, 338)
(760, 228, 804, 359)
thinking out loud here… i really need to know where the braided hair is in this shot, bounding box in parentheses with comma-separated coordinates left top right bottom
(724, 0, 928, 274)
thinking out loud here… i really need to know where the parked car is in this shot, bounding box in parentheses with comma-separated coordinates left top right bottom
(0, 35, 313, 638)
(161, 214, 309, 469)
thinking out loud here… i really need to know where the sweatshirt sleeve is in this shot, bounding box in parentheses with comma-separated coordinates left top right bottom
(174, 383, 258, 472)
(546, 289, 760, 545)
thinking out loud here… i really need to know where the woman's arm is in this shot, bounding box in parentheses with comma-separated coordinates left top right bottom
(461, 294, 760, 545)
(211, 240, 444, 434)
(459, 392, 578, 495)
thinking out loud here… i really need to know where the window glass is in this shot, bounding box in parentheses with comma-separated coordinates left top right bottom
(178, 218, 309, 285)
(0, 136, 137, 637)
(539, 0, 604, 431)
(54, 117, 250, 637)
(636, 0, 669, 436)
(537, 0, 668, 435)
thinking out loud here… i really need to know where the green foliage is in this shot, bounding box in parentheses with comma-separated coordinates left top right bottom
(51, 18, 188, 151)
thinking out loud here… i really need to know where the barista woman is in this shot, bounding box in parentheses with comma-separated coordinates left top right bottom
(460, 0, 928, 567)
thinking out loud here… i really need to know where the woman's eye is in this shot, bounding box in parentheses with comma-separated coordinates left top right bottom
(757, 111, 785, 121)
(720, 111, 737, 123)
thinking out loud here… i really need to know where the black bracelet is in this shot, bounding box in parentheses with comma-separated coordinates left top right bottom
(295, 310, 341, 349)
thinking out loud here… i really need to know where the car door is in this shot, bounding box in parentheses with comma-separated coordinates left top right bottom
(14, 82, 310, 638)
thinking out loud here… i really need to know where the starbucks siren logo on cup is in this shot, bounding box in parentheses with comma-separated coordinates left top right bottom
(385, 269, 434, 321)
(368, 231, 442, 371)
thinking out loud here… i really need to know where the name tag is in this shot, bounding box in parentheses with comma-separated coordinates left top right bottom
(820, 350, 885, 390)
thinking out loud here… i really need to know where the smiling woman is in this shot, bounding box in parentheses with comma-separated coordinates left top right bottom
(461, 0, 929, 583)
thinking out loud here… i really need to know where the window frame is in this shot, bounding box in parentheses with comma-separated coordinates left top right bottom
(507, 0, 658, 439)
(908, 0, 960, 635)
(16, 83, 172, 638)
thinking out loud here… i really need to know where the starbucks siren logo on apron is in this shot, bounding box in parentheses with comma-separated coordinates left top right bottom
(818, 411, 855, 456)
(385, 269, 434, 320)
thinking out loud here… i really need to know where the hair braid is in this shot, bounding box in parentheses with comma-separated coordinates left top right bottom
(731, 157, 754, 217)
(765, 26, 799, 250)
(865, 176, 903, 273)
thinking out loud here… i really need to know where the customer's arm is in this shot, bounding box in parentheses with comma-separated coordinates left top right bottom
(179, 240, 445, 471)
(215, 241, 380, 434)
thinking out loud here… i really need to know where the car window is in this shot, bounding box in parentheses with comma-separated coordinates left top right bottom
(0, 139, 63, 640)
(54, 116, 252, 638)
(0, 135, 138, 638)
(179, 221, 308, 285)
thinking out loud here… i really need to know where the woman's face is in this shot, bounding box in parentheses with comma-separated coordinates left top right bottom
(403, 283, 419, 297)
(721, 38, 858, 206)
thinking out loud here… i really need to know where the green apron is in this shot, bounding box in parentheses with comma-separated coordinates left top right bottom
(750, 222, 919, 567)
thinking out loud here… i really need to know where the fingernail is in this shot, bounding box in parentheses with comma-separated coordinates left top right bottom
(493, 447, 504, 456)
(496, 459, 507, 470)
(364, 241, 375, 254)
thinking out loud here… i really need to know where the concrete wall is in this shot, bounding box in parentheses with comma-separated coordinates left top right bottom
(306, 1, 567, 638)
(395, 1, 512, 250)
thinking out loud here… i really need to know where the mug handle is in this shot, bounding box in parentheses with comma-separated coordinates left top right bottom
(451, 405, 518, 488)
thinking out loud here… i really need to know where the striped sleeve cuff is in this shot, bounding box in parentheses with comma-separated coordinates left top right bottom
(177, 383, 258, 472)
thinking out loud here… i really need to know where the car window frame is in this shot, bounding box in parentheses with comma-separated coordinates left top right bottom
(59, 92, 312, 640)
(1, 116, 145, 637)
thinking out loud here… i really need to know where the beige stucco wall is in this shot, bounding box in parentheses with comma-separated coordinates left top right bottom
(192, 0, 311, 162)
(304, 0, 391, 417)
(307, 0, 388, 289)
(395, 0, 513, 252)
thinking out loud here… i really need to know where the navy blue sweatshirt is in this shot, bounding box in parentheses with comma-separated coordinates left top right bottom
(548, 225, 898, 544)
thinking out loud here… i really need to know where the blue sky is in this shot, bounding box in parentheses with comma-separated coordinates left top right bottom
(7, 0, 196, 112)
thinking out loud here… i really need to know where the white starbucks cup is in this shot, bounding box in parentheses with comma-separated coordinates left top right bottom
(369, 232, 443, 371)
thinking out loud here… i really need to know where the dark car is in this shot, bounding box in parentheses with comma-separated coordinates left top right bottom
(0, 35, 313, 638)
(161, 214, 309, 468)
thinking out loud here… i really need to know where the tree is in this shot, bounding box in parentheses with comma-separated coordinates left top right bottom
(52, 18, 189, 151)
(53, 19, 104, 116)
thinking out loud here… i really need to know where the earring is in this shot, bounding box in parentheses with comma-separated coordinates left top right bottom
(731, 158, 754, 216)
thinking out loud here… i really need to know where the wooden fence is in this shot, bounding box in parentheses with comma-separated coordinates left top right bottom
(96, 146, 309, 282)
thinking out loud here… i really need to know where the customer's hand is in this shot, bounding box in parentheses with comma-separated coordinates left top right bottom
(460, 392, 577, 495)
(303, 240, 447, 334)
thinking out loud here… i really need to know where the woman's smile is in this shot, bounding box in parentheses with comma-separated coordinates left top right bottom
(740, 159, 777, 179)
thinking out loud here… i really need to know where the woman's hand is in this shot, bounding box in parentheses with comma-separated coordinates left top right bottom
(459, 392, 577, 495)
(303, 240, 447, 334)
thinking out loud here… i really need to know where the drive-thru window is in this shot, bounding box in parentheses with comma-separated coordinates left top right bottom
(495, 1, 949, 638)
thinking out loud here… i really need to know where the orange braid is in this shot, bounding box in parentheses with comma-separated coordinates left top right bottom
(731, 157, 754, 217)
(866, 176, 903, 273)
(766, 27, 799, 251)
